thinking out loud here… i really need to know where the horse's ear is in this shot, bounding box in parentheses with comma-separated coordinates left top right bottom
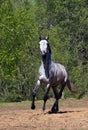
(39, 36, 41, 41)
(45, 35, 49, 41)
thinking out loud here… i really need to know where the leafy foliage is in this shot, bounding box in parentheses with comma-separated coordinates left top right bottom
(0, 0, 88, 101)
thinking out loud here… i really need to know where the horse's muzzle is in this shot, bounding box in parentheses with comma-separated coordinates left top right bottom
(40, 51, 47, 55)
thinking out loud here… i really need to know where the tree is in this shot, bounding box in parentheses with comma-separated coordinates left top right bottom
(0, 0, 88, 101)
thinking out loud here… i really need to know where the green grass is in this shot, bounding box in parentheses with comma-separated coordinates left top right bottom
(0, 101, 31, 110)
(0, 98, 88, 111)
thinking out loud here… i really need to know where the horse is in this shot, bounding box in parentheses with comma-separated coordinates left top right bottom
(31, 36, 78, 113)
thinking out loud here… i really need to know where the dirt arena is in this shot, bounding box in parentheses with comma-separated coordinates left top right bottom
(0, 98, 88, 130)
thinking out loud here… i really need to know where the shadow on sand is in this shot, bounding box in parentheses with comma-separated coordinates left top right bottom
(46, 110, 81, 114)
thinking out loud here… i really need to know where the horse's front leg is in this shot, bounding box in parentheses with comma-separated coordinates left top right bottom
(51, 86, 59, 113)
(51, 82, 66, 113)
(31, 80, 40, 110)
(42, 84, 50, 111)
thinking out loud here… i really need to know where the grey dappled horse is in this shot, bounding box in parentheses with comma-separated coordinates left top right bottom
(31, 37, 78, 113)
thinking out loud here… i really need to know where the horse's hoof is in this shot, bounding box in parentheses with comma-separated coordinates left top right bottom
(42, 105, 46, 111)
(31, 104, 35, 110)
(47, 110, 57, 114)
(52, 110, 58, 114)
(42, 107, 45, 111)
(51, 107, 59, 114)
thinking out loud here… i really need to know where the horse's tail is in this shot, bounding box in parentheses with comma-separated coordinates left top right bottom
(66, 79, 78, 93)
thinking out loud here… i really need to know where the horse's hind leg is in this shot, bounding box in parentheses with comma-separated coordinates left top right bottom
(58, 82, 66, 99)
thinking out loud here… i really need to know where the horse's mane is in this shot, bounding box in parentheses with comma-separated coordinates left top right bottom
(47, 43, 52, 54)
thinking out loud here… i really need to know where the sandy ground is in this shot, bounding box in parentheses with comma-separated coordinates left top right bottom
(0, 98, 88, 130)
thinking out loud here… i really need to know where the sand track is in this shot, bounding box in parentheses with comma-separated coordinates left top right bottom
(0, 98, 88, 130)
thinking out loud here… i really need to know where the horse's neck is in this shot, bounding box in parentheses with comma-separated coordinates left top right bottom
(42, 53, 51, 78)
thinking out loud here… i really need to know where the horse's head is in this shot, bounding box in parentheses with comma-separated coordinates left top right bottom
(39, 36, 51, 55)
